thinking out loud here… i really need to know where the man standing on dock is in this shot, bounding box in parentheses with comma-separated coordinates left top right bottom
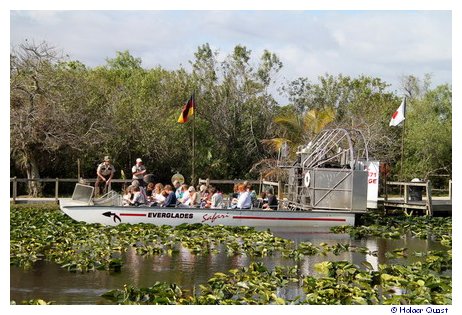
(95, 156, 115, 197)
(132, 158, 147, 187)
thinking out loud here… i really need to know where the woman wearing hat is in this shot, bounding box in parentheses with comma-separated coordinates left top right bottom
(95, 156, 115, 196)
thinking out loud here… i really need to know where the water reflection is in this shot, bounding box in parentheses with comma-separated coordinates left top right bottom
(10, 229, 446, 304)
(365, 239, 379, 270)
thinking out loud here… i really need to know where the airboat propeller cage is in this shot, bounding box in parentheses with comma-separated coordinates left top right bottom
(285, 128, 370, 212)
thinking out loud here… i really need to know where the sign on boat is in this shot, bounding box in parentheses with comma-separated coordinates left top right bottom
(59, 184, 356, 227)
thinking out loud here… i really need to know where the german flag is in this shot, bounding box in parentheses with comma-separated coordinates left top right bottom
(177, 94, 195, 124)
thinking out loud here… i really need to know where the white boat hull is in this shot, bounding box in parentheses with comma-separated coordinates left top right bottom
(59, 198, 355, 228)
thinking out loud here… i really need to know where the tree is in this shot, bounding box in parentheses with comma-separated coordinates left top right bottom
(10, 41, 105, 195)
(402, 84, 452, 181)
(105, 50, 142, 70)
(188, 44, 282, 179)
(254, 106, 336, 180)
(280, 74, 399, 165)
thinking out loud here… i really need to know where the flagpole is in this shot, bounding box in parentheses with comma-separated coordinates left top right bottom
(191, 92, 196, 186)
(400, 117, 405, 181)
(399, 97, 407, 182)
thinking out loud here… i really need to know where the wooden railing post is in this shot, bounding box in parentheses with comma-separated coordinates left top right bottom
(12, 176, 17, 204)
(384, 180, 388, 202)
(426, 180, 433, 216)
(403, 182, 409, 203)
(55, 178, 59, 203)
(278, 180, 283, 201)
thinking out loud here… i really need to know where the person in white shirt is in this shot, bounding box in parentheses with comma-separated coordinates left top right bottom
(152, 183, 166, 205)
(236, 183, 252, 209)
(130, 186, 146, 206)
(132, 158, 146, 187)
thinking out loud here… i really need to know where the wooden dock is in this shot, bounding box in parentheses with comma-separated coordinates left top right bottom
(379, 180, 452, 216)
(379, 196, 452, 216)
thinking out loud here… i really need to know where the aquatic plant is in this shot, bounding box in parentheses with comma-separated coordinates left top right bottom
(378, 262, 452, 304)
(102, 262, 299, 305)
(331, 212, 452, 247)
(102, 282, 187, 305)
(300, 260, 451, 304)
(10, 204, 293, 272)
(11, 204, 452, 305)
(101, 257, 452, 305)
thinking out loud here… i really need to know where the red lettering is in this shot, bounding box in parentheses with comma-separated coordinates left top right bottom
(202, 212, 229, 223)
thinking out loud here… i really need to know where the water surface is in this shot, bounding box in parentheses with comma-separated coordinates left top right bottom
(10, 228, 446, 304)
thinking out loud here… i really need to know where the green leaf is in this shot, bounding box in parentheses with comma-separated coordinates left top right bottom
(361, 261, 374, 270)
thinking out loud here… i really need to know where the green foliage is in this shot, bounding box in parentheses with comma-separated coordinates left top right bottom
(10, 204, 293, 271)
(103, 262, 299, 305)
(10, 41, 283, 184)
(105, 50, 142, 70)
(278, 74, 400, 164)
(10, 41, 451, 193)
(11, 204, 451, 305)
(102, 282, 187, 305)
(330, 212, 452, 247)
(102, 258, 451, 305)
(403, 84, 452, 179)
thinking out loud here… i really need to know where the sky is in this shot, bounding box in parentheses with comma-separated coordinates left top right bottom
(9, 10, 452, 103)
(3, 0, 461, 313)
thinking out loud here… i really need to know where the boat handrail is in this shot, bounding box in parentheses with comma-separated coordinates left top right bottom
(93, 190, 123, 206)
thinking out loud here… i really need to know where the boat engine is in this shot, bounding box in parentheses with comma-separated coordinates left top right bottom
(279, 128, 375, 212)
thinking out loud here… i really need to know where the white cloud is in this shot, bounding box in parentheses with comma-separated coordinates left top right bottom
(10, 10, 452, 101)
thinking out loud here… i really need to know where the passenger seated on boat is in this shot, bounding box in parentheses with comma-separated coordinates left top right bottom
(199, 185, 211, 208)
(146, 182, 155, 198)
(243, 182, 257, 207)
(236, 183, 252, 209)
(122, 185, 133, 206)
(130, 186, 146, 206)
(162, 185, 177, 207)
(185, 186, 200, 208)
(230, 183, 240, 208)
(231, 183, 239, 199)
(177, 184, 190, 206)
(173, 180, 182, 198)
(151, 183, 165, 205)
(256, 192, 267, 208)
(262, 189, 278, 210)
(210, 187, 224, 209)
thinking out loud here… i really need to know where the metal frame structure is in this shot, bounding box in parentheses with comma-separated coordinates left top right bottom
(279, 128, 370, 213)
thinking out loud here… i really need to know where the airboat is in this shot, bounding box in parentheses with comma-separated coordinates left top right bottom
(59, 128, 379, 228)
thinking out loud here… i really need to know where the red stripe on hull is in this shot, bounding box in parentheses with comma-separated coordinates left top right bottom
(232, 215, 346, 222)
(120, 213, 146, 217)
